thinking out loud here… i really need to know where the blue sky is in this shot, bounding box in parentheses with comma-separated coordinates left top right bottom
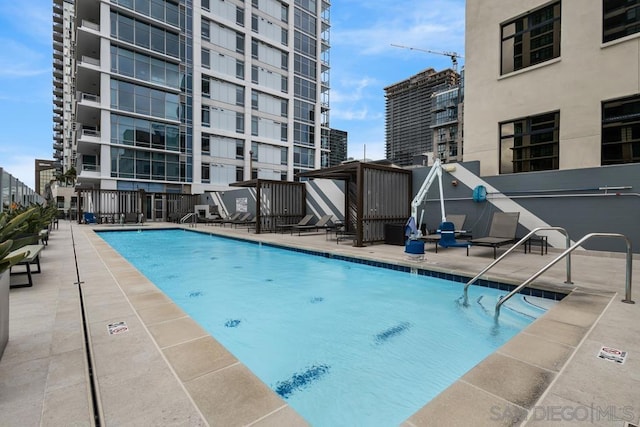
(0, 0, 465, 189)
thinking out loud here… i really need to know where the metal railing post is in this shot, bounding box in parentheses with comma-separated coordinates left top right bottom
(495, 233, 634, 319)
(463, 227, 571, 305)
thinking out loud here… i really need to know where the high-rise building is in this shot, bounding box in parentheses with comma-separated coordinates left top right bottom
(464, 0, 640, 176)
(52, 0, 75, 176)
(384, 68, 458, 167)
(430, 68, 464, 164)
(54, 0, 331, 194)
(328, 128, 347, 167)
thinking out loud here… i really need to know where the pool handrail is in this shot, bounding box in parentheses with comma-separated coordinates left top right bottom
(495, 232, 634, 319)
(462, 226, 572, 306)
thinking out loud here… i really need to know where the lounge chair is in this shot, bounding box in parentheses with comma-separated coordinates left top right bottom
(212, 212, 241, 225)
(221, 212, 251, 227)
(230, 213, 255, 228)
(422, 214, 467, 253)
(275, 214, 315, 233)
(437, 221, 471, 252)
(292, 214, 333, 235)
(467, 212, 520, 258)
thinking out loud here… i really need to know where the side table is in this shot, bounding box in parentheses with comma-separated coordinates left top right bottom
(525, 235, 548, 255)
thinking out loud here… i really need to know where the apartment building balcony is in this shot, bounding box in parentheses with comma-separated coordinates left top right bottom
(76, 0, 100, 25)
(53, 10, 62, 24)
(76, 128, 101, 149)
(78, 55, 100, 68)
(78, 162, 101, 180)
(53, 142, 64, 151)
(76, 92, 100, 108)
(76, 23, 100, 57)
(53, 151, 63, 160)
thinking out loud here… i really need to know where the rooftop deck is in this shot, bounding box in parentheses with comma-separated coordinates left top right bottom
(1, 220, 638, 426)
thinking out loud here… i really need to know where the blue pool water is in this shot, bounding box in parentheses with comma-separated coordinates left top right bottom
(98, 229, 553, 426)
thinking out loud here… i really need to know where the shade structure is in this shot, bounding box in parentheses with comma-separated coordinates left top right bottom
(231, 179, 306, 234)
(298, 161, 412, 247)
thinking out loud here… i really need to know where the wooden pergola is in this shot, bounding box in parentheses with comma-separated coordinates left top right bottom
(298, 161, 412, 247)
(230, 179, 306, 233)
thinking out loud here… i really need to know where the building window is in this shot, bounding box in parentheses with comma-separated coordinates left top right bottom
(202, 48, 210, 68)
(201, 135, 210, 154)
(201, 20, 210, 41)
(237, 7, 244, 27)
(602, 95, 640, 165)
(604, 0, 640, 43)
(501, 2, 561, 74)
(236, 166, 244, 182)
(202, 106, 210, 126)
(236, 140, 244, 159)
(202, 164, 210, 183)
(500, 111, 560, 174)
(202, 77, 210, 97)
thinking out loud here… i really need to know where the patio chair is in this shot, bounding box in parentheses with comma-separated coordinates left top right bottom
(437, 221, 471, 252)
(83, 212, 96, 224)
(292, 214, 333, 235)
(467, 212, 520, 258)
(422, 214, 467, 253)
(275, 214, 315, 233)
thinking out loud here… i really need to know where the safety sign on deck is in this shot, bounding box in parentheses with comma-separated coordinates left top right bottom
(108, 321, 129, 335)
(597, 346, 627, 364)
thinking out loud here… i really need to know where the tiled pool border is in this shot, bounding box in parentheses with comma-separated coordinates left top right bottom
(96, 227, 568, 302)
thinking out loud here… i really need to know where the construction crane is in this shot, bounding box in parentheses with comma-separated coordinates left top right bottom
(391, 43, 463, 73)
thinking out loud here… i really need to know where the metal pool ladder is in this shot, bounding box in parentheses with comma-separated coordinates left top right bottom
(494, 233, 634, 319)
(462, 227, 573, 307)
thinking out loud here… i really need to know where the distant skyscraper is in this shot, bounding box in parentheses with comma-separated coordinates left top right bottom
(328, 129, 347, 167)
(53, 0, 331, 194)
(384, 68, 458, 167)
(431, 68, 464, 164)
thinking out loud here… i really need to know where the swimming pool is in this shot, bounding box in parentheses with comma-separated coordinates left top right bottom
(98, 229, 554, 426)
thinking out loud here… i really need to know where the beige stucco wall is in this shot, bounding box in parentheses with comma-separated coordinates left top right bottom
(464, 0, 640, 176)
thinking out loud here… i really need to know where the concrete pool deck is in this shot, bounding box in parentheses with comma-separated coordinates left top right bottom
(0, 219, 638, 426)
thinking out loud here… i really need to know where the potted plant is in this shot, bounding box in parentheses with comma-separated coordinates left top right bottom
(0, 208, 36, 360)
